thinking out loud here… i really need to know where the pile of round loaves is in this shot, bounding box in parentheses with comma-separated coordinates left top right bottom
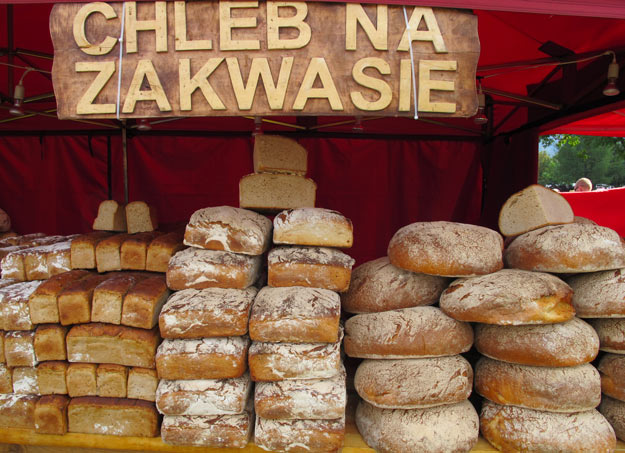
(343, 184, 625, 452)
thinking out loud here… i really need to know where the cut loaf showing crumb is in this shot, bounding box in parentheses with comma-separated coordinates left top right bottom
(239, 173, 316, 213)
(126, 201, 158, 234)
(92, 200, 127, 232)
(253, 135, 308, 175)
(498, 184, 573, 237)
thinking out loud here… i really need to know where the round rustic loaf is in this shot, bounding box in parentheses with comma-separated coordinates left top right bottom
(590, 318, 625, 353)
(474, 318, 599, 367)
(504, 223, 625, 273)
(599, 396, 625, 441)
(474, 357, 600, 412)
(0, 208, 10, 233)
(273, 207, 353, 248)
(341, 257, 449, 313)
(354, 356, 472, 409)
(599, 353, 625, 401)
(355, 400, 479, 453)
(387, 221, 503, 277)
(567, 269, 625, 318)
(480, 401, 616, 453)
(344, 306, 473, 359)
(440, 269, 574, 325)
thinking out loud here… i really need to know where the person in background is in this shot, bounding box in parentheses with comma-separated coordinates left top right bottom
(574, 178, 593, 192)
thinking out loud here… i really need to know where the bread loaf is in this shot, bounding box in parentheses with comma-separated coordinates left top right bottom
(0, 331, 4, 363)
(505, 223, 625, 273)
(344, 307, 473, 359)
(146, 231, 185, 273)
(5, 330, 37, 367)
(37, 361, 68, 395)
(599, 396, 625, 441)
(46, 241, 73, 277)
(590, 318, 625, 353)
(273, 207, 353, 248)
(96, 364, 128, 398)
(342, 257, 448, 313)
(250, 286, 341, 343)
(599, 353, 625, 401)
(0, 277, 18, 289)
(156, 337, 249, 380)
(34, 324, 67, 361)
(35, 395, 69, 434)
(68, 397, 159, 437)
(475, 357, 600, 412)
(120, 231, 163, 270)
(355, 356, 472, 409)
(91, 274, 146, 325)
(0, 208, 10, 232)
(23, 241, 73, 280)
(121, 275, 170, 329)
(474, 318, 599, 367)
(159, 287, 257, 339)
(0, 247, 26, 280)
(498, 184, 573, 237)
(58, 273, 110, 325)
(126, 201, 158, 234)
(388, 221, 504, 277)
(156, 372, 251, 415)
(92, 200, 127, 231)
(67, 363, 97, 397)
(95, 233, 131, 272)
(480, 401, 616, 452)
(0, 393, 39, 428)
(2, 280, 41, 330)
(440, 269, 574, 325)
(184, 206, 272, 255)
(567, 269, 625, 318)
(127, 367, 158, 402)
(13, 366, 39, 394)
(356, 400, 479, 453)
(0, 363, 12, 393)
(166, 248, 262, 290)
(161, 412, 252, 448)
(255, 416, 345, 453)
(66, 323, 160, 368)
(29, 270, 90, 324)
(239, 173, 317, 212)
(255, 366, 346, 419)
(253, 135, 307, 175)
(71, 232, 113, 269)
(248, 333, 342, 382)
(268, 246, 355, 292)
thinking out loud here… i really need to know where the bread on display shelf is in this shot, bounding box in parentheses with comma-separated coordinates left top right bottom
(0, 393, 39, 429)
(24, 241, 73, 280)
(253, 134, 308, 175)
(342, 257, 449, 314)
(183, 206, 272, 255)
(599, 353, 625, 401)
(121, 274, 170, 329)
(127, 367, 158, 402)
(474, 318, 599, 367)
(480, 400, 616, 452)
(439, 269, 574, 325)
(344, 306, 473, 359)
(91, 273, 147, 325)
(120, 231, 163, 270)
(146, 230, 185, 273)
(267, 246, 355, 293)
(37, 361, 68, 395)
(57, 273, 111, 325)
(5, 330, 37, 368)
(589, 318, 625, 353)
(273, 207, 353, 248)
(249, 286, 341, 344)
(239, 173, 317, 213)
(34, 324, 68, 361)
(600, 396, 625, 441)
(34, 394, 69, 434)
(126, 201, 158, 234)
(13, 366, 39, 394)
(159, 287, 257, 339)
(29, 270, 91, 324)
(95, 233, 131, 272)
(70, 232, 113, 269)
(388, 221, 504, 277)
(254, 415, 345, 453)
(0, 363, 11, 393)
(355, 400, 479, 453)
(92, 200, 127, 232)
(96, 364, 128, 398)
(161, 412, 253, 448)
(2, 280, 41, 330)
(567, 269, 625, 318)
(67, 363, 97, 397)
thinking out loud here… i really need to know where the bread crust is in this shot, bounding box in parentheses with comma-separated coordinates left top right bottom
(37, 361, 68, 395)
(146, 231, 185, 273)
(590, 318, 625, 353)
(0, 394, 39, 428)
(5, 330, 37, 367)
(121, 275, 170, 329)
(161, 413, 252, 447)
(92, 274, 146, 325)
(34, 324, 68, 361)
(0, 363, 12, 393)
(273, 208, 353, 248)
(255, 416, 345, 453)
(239, 173, 317, 213)
(71, 232, 113, 269)
(29, 270, 91, 324)
(95, 233, 131, 272)
(35, 395, 69, 434)
(120, 232, 163, 270)
(599, 353, 625, 402)
(127, 367, 158, 402)
(67, 363, 97, 397)
(58, 274, 110, 325)
(567, 268, 625, 318)
(2, 281, 41, 330)
(600, 396, 625, 441)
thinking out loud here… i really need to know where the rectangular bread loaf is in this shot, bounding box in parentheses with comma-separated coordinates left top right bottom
(0, 331, 3, 363)
(34, 324, 68, 361)
(156, 337, 249, 380)
(37, 361, 68, 395)
(0, 363, 12, 393)
(91, 273, 146, 325)
(126, 201, 158, 234)
(0, 393, 39, 428)
(67, 363, 97, 397)
(127, 367, 158, 402)
(23, 240, 74, 280)
(121, 275, 170, 329)
(47, 243, 73, 277)
(97, 363, 128, 398)
(96, 233, 131, 272)
(1, 248, 27, 280)
(35, 395, 70, 434)
(159, 287, 257, 339)
(13, 366, 39, 394)
(121, 231, 163, 270)
(253, 135, 308, 175)
(58, 273, 110, 325)
(67, 323, 160, 369)
(5, 330, 37, 367)
(2, 280, 41, 330)
(166, 248, 262, 291)
(161, 412, 252, 448)
(239, 173, 316, 213)
(29, 270, 91, 324)
(0, 277, 19, 289)
(71, 232, 113, 269)
(92, 200, 127, 232)
(255, 416, 345, 453)
(146, 231, 185, 273)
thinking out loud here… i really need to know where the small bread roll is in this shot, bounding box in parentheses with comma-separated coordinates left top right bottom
(440, 269, 574, 325)
(356, 400, 479, 453)
(599, 396, 625, 441)
(505, 223, 625, 273)
(598, 353, 625, 401)
(341, 257, 449, 313)
(474, 318, 599, 367)
(344, 306, 473, 359)
(567, 269, 625, 318)
(475, 357, 600, 412)
(480, 401, 616, 452)
(354, 356, 472, 409)
(590, 318, 625, 353)
(388, 221, 503, 277)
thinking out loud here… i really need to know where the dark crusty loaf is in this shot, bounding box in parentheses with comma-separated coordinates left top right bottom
(600, 396, 625, 441)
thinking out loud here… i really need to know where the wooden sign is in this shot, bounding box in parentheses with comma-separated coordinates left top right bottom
(50, 1, 480, 119)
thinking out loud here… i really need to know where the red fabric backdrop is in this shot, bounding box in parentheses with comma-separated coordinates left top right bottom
(561, 188, 625, 237)
(0, 135, 484, 265)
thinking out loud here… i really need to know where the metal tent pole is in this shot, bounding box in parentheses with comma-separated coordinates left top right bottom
(122, 120, 128, 204)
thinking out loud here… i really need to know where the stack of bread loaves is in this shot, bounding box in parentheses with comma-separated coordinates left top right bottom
(443, 184, 621, 451)
(250, 207, 354, 452)
(159, 206, 270, 447)
(344, 221, 501, 452)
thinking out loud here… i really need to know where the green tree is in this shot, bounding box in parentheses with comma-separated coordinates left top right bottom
(538, 150, 557, 185)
